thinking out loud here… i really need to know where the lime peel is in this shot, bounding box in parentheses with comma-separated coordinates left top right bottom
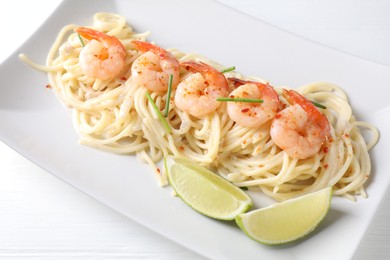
(235, 187, 332, 245)
(164, 156, 253, 220)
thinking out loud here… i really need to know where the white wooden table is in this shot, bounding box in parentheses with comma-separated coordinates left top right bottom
(1, 1, 389, 259)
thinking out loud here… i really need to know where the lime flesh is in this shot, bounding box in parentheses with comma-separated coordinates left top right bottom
(235, 187, 332, 245)
(164, 156, 252, 220)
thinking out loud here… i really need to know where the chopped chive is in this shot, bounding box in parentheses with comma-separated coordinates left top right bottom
(220, 66, 236, 73)
(311, 101, 327, 109)
(145, 92, 172, 133)
(164, 74, 173, 117)
(239, 186, 249, 191)
(217, 97, 264, 103)
(77, 33, 85, 47)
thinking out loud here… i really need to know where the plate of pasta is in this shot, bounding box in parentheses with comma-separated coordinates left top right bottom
(1, 0, 390, 259)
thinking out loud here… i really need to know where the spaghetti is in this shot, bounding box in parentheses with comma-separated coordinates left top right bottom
(19, 12, 379, 201)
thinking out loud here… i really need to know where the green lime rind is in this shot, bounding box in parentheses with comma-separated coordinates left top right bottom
(164, 156, 253, 220)
(235, 187, 332, 245)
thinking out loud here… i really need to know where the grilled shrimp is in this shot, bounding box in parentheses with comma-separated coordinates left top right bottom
(75, 27, 126, 80)
(270, 89, 330, 159)
(226, 78, 280, 127)
(174, 61, 229, 117)
(131, 40, 180, 92)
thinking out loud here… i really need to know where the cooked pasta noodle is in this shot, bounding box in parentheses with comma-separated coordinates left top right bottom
(19, 12, 379, 201)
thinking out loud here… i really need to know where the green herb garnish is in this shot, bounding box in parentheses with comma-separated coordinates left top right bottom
(146, 92, 172, 133)
(220, 66, 236, 73)
(77, 33, 85, 47)
(164, 74, 173, 117)
(217, 97, 264, 103)
(311, 101, 327, 109)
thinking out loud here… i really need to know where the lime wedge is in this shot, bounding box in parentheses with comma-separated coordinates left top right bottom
(164, 156, 252, 220)
(235, 187, 332, 245)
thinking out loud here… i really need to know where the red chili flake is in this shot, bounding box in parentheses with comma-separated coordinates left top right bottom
(345, 133, 350, 138)
(323, 164, 329, 169)
(45, 84, 52, 89)
(179, 146, 185, 151)
(323, 146, 329, 153)
(241, 108, 249, 113)
(156, 168, 161, 174)
(120, 76, 127, 81)
(275, 114, 281, 119)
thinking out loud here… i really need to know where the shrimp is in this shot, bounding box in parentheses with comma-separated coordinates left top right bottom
(131, 40, 180, 92)
(174, 61, 229, 117)
(75, 27, 126, 80)
(226, 78, 280, 127)
(270, 89, 331, 159)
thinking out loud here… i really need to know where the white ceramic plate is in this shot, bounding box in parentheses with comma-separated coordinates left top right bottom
(1, 0, 390, 259)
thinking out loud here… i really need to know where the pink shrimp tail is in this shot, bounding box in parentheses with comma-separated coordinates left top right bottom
(180, 61, 218, 74)
(132, 40, 154, 51)
(75, 27, 107, 41)
(228, 78, 280, 102)
(132, 40, 168, 58)
(75, 27, 126, 55)
(228, 77, 271, 90)
(228, 77, 250, 88)
(283, 89, 330, 138)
